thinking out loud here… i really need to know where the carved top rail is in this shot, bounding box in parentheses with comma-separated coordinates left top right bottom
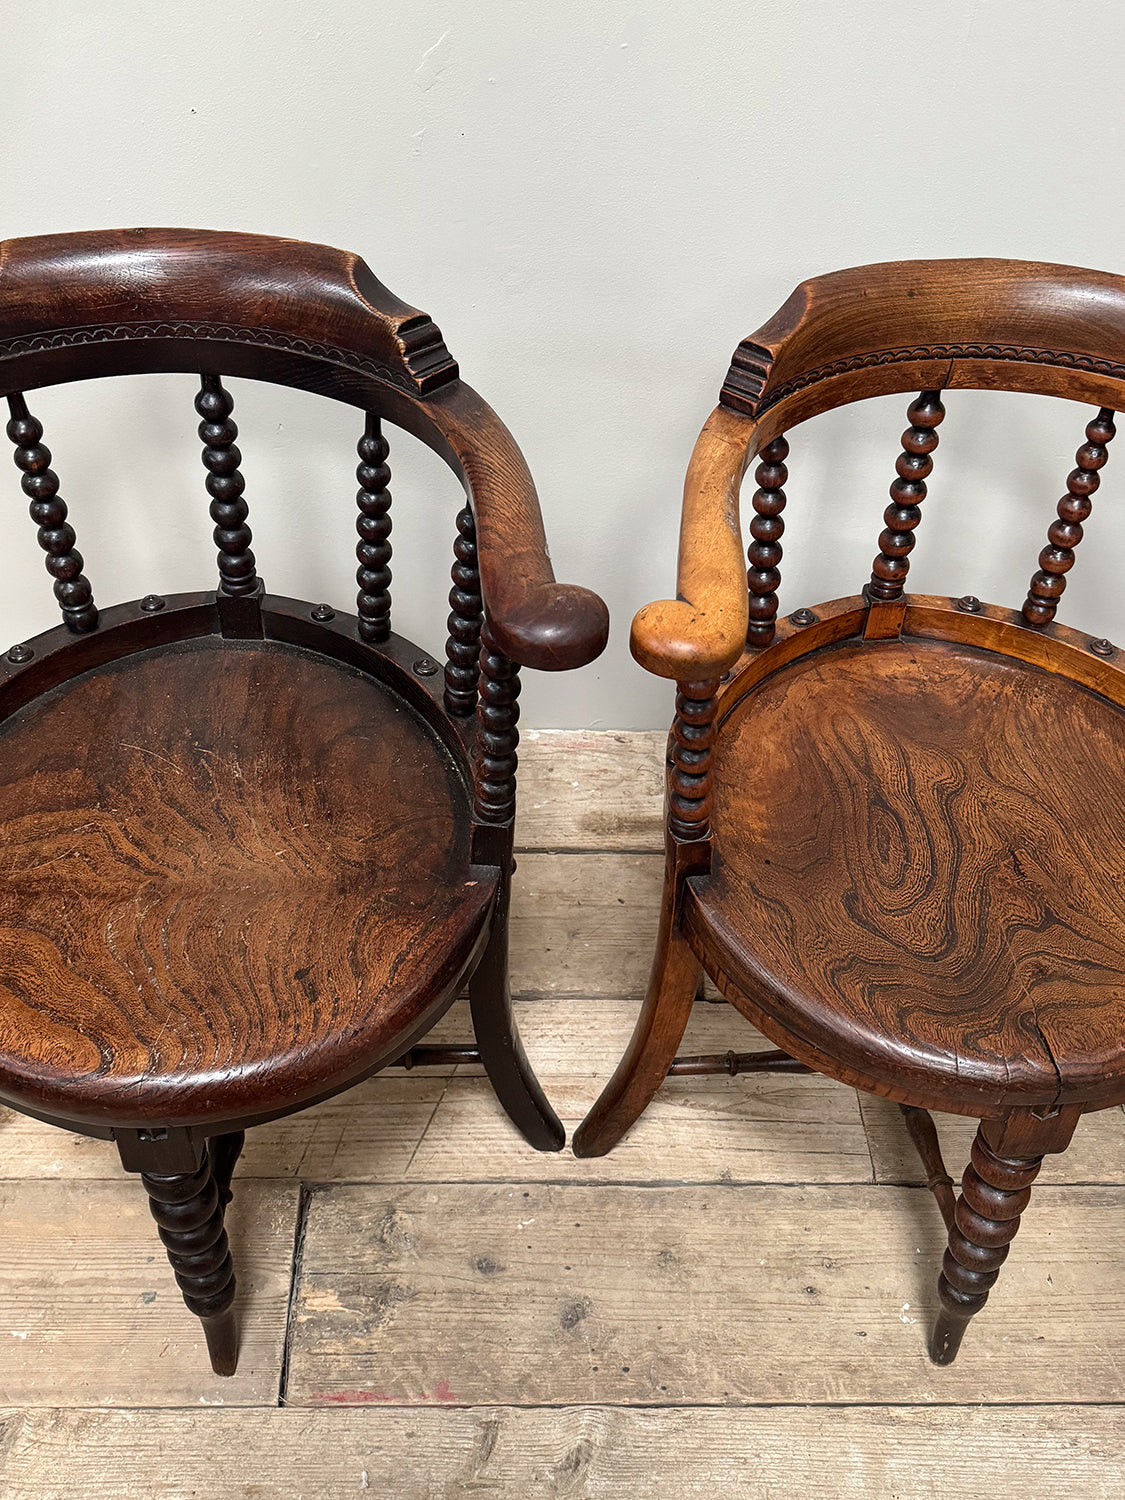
(0, 228, 607, 672)
(721, 257, 1125, 432)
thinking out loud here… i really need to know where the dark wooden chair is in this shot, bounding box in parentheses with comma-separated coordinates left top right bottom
(0, 228, 608, 1376)
(575, 258, 1125, 1364)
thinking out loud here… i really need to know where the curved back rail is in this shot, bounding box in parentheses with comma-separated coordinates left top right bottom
(634, 258, 1125, 680)
(0, 228, 607, 673)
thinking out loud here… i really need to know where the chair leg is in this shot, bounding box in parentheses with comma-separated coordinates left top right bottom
(573, 874, 701, 1158)
(899, 1105, 956, 1228)
(470, 874, 565, 1152)
(928, 1107, 1079, 1365)
(141, 1133, 244, 1376)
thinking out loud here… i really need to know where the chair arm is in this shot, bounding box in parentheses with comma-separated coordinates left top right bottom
(630, 406, 754, 680)
(425, 382, 609, 672)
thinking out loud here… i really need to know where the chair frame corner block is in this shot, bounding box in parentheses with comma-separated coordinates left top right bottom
(576, 256, 1125, 1366)
(0, 227, 608, 1375)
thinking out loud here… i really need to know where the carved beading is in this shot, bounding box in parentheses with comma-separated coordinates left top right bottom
(5, 394, 98, 633)
(931, 1127, 1043, 1364)
(746, 436, 789, 646)
(444, 504, 483, 715)
(669, 679, 719, 841)
(721, 341, 1125, 418)
(474, 620, 520, 823)
(868, 391, 945, 601)
(1022, 408, 1116, 626)
(142, 1146, 236, 1325)
(0, 317, 458, 396)
(355, 414, 392, 642)
(196, 375, 257, 596)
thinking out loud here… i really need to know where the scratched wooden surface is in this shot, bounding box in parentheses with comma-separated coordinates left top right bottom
(0, 732, 1122, 1496)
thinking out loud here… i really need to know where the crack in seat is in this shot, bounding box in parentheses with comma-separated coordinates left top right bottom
(0, 638, 495, 1128)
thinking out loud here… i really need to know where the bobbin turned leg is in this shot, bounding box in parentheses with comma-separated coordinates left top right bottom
(142, 1139, 241, 1376)
(930, 1108, 1078, 1365)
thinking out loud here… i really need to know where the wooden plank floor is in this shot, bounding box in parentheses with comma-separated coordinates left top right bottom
(0, 730, 1122, 1496)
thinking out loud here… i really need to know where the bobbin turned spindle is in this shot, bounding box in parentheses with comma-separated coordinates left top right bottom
(746, 436, 789, 646)
(668, 679, 718, 842)
(356, 413, 392, 642)
(445, 503, 483, 715)
(473, 619, 520, 824)
(1022, 408, 1116, 627)
(868, 390, 945, 601)
(196, 375, 257, 598)
(5, 393, 98, 632)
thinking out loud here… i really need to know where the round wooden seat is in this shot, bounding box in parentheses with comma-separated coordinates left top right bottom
(0, 638, 495, 1129)
(687, 632, 1125, 1115)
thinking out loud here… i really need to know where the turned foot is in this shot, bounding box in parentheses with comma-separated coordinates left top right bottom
(142, 1137, 242, 1376)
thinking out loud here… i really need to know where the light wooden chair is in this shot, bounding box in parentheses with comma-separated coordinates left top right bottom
(576, 258, 1125, 1363)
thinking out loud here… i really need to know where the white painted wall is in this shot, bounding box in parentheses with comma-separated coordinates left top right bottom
(3, 1, 1125, 727)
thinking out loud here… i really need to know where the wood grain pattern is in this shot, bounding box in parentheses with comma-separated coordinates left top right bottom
(630, 404, 752, 679)
(4, 1404, 1122, 1499)
(695, 634, 1125, 1113)
(0, 637, 494, 1128)
(287, 1181, 1125, 1406)
(0, 735, 1123, 1460)
(509, 852, 663, 996)
(722, 257, 1125, 425)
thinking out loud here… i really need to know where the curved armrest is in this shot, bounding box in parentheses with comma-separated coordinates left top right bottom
(425, 382, 609, 672)
(630, 405, 754, 680)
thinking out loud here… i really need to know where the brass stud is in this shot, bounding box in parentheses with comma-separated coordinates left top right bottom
(413, 657, 439, 677)
(1089, 637, 1115, 657)
(5, 643, 32, 664)
(310, 603, 335, 622)
(140, 594, 166, 612)
(789, 608, 818, 626)
(955, 595, 982, 613)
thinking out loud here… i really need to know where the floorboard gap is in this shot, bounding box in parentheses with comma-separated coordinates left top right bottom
(275, 1181, 312, 1408)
